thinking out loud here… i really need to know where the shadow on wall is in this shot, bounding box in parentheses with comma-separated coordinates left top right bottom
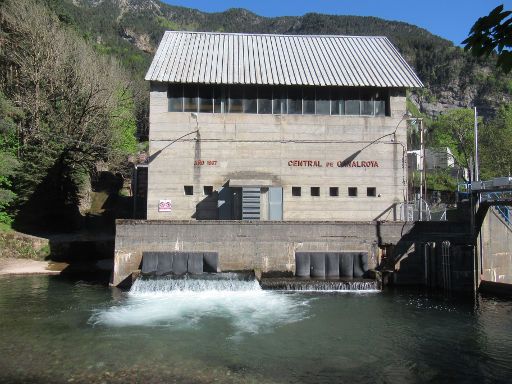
(192, 190, 219, 220)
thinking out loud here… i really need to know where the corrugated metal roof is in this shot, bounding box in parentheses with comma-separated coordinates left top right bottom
(145, 31, 423, 88)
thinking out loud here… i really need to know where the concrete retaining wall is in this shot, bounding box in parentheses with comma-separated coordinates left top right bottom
(113, 219, 408, 286)
(481, 209, 512, 284)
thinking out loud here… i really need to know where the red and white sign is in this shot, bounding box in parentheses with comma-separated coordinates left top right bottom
(158, 200, 172, 212)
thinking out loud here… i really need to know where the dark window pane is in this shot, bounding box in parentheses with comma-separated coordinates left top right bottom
(204, 186, 213, 196)
(303, 88, 315, 114)
(367, 187, 376, 197)
(361, 100, 374, 115)
(316, 88, 330, 115)
(243, 87, 257, 113)
(331, 89, 344, 115)
(183, 85, 198, 112)
(375, 100, 386, 116)
(345, 89, 360, 115)
(329, 187, 339, 197)
(198, 85, 213, 113)
(375, 89, 387, 116)
(288, 87, 302, 114)
(273, 88, 287, 114)
(228, 86, 243, 113)
(311, 187, 320, 196)
(258, 87, 272, 114)
(346, 100, 360, 115)
(348, 187, 358, 197)
(213, 86, 224, 113)
(361, 89, 374, 115)
(168, 85, 183, 112)
(292, 187, 301, 197)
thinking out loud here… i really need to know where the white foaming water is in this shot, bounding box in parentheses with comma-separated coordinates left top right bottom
(90, 274, 309, 334)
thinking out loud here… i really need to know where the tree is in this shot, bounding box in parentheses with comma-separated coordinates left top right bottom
(0, 92, 21, 226)
(463, 4, 512, 73)
(0, 0, 138, 229)
(428, 109, 479, 181)
(479, 103, 512, 178)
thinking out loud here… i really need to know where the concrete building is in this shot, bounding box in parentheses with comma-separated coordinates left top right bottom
(145, 31, 422, 221)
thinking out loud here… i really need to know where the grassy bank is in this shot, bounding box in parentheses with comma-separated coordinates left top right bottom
(0, 229, 50, 260)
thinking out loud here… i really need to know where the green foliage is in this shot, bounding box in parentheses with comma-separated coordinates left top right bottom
(429, 109, 478, 176)
(480, 103, 512, 178)
(0, 231, 51, 260)
(463, 5, 512, 73)
(155, 16, 181, 30)
(0, 0, 139, 230)
(406, 98, 422, 117)
(0, 92, 21, 225)
(111, 89, 138, 158)
(426, 169, 458, 192)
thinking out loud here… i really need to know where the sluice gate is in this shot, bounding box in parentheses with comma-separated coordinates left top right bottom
(141, 251, 218, 276)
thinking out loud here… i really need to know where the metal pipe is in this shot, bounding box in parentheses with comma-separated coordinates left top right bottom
(474, 107, 479, 182)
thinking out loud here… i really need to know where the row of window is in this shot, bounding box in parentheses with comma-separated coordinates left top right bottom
(183, 185, 377, 197)
(292, 186, 377, 197)
(168, 84, 389, 116)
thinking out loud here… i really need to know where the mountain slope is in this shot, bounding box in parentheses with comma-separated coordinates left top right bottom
(45, 0, 512, 118)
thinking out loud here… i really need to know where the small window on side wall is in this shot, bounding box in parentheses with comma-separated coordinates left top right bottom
(330, 187, 339, 197)
(204, 186, 213, 196)
(184, 186, 193, 195)
(292, 187, 301, 197)
(348, 187, 358, 197)
(367, 187, 377, 197)
(311, 187, 320, 197)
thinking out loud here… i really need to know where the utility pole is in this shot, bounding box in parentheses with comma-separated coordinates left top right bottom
(474, 107, 479, 182)
(419, 118, 424, 220)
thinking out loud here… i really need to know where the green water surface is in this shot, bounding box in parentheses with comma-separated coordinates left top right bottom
(0, 275, 511, 384)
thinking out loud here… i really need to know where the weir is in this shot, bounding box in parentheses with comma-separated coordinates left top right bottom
(260, 278, 379, 291)
(131, 273, 260, 294)
(131, 243, 379, 292)
(131, 273, 379, 293)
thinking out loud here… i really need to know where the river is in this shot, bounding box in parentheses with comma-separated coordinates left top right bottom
(0, 274, 511, 383)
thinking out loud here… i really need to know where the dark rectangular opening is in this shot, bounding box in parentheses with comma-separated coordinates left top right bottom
(243, 87, 257, 113)
(348, 187, 358, 197)
(287, 87, 302, 114)
(198, 85, 213, 113)
(168, 85, 183, 112)
(329, 187, 339, 197)
(292, 186, 301, 197)
(311, 187, 320, 197)
(183, 84, 198, 112)
(367, 187, 377, 197)
(258, 86, 272, 114)
(204, 186, 213, 196)
(228, 86, 243, 113)
(303, 87, 315, 114)
(316, 88, 330, 115)
(184, 186, 194, 195)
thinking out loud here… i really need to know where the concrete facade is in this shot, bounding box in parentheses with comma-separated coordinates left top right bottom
(147, 82, 408, 221)
(112, 219, 409, 286)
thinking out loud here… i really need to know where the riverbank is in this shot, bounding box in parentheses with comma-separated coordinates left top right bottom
(0, 258, 66, 275)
